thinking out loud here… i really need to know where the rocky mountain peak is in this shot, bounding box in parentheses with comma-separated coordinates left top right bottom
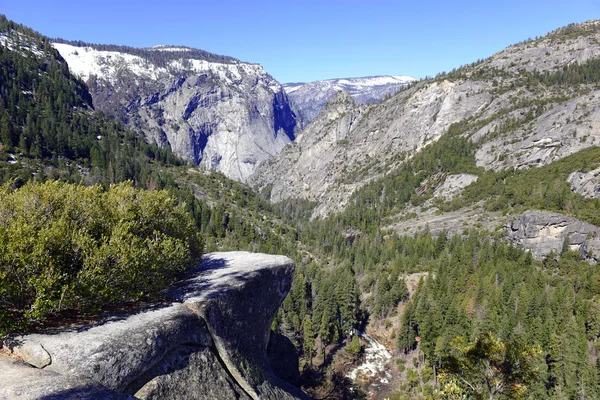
(53, 42, 297, 182)
(476, 19, 600, 75)
(326, 88, 355, 106)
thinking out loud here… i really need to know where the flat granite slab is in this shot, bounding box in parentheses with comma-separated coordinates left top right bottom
(0, 356, 133, 400)
(170, 252, 295, 302)
(4, 303, 211, 392)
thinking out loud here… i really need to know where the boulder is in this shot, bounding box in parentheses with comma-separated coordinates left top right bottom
(2, 339, 51, 369)
(171, 251, 308, 399)
(567, 167, 600, 199)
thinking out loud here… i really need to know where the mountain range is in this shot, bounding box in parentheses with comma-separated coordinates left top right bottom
(283, 75, 416, 124)
(3, 14, 600, 400)
(50, 41, 415, 183)
(252, 21, 600, 219)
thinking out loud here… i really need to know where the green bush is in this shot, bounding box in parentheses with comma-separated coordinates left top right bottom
(0, 181, 203, 335)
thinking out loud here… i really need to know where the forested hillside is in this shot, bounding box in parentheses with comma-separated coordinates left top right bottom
(258, 20, 600, 399)
(0, 16, 183, 187)
(3, 13, 600, 400)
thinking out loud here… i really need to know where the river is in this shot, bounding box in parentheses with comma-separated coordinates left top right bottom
(347, 331, 394, 398)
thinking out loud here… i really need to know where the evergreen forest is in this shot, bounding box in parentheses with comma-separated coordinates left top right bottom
(2, 14, 600, 400)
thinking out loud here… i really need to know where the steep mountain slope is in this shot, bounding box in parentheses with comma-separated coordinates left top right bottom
(0, 16, 183, 187)
(266, 21, 600, 399)
(251, 20, 600, 218)
(283, 75, 415, 124)
(252, 78, 489, 217)
(53, 41, 298, 182)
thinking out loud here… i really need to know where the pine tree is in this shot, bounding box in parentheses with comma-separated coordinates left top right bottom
(303, 315, 315, 367)
(347, 333, 362, 358)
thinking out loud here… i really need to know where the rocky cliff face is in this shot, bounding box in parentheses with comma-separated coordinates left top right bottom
(251, 20, 600, 218)
(53, 43, 297, 182)
(507, 210, 600, 261)
(283, 75, 415, 125)
(567, 167, 600, 199)
(251, 78, 489, 217)
(1, 252, 308, 400)
(387, 205, 600, 262)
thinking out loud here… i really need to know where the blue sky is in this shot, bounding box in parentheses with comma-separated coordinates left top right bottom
(3, 1, 600, 83)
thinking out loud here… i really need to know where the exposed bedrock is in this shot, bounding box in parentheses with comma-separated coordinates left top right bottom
(1, 251, 308, 400)
(507, 210, 600, 261)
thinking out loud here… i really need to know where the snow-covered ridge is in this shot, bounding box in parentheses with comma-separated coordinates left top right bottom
(283, 74, 417, 124)
(52, 42, 280, 89)
(150, 45, 192, 52)
(284, 75, 416, 93)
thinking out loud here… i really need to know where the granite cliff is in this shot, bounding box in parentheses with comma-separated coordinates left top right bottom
(53, 43, 298, 182)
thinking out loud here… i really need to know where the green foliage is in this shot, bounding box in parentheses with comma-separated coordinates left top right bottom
(0, 15, 184, 189)
(347, 333, 362, 357)
(529, 57, 600, 87)
(0, 181, 202, 335)
(544, 22, 600, 44)
(439, 333, 542, 400)
(303, 315, 315, 363)
(336, 133, 477, 233)
(393, 231, 600, 398)
(454, 146, 600, 225)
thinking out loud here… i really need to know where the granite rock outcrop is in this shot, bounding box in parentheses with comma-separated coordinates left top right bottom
(1, 252, 308, 400)
(507, 210, 600, 261)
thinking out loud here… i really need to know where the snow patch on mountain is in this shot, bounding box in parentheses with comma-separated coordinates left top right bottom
(51, 42, 295, 182)
(285, 75, 416, 93)
(1, 32, 45, 58)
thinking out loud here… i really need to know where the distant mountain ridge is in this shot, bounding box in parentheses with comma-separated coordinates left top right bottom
(283, 75, 416, 124)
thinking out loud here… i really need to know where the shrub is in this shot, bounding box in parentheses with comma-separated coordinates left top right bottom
(0, 181, 203, 335)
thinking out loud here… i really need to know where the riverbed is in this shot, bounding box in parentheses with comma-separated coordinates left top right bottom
(347, 332, 394, 398)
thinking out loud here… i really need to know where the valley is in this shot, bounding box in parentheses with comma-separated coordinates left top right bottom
(2, 12, 600, 400)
